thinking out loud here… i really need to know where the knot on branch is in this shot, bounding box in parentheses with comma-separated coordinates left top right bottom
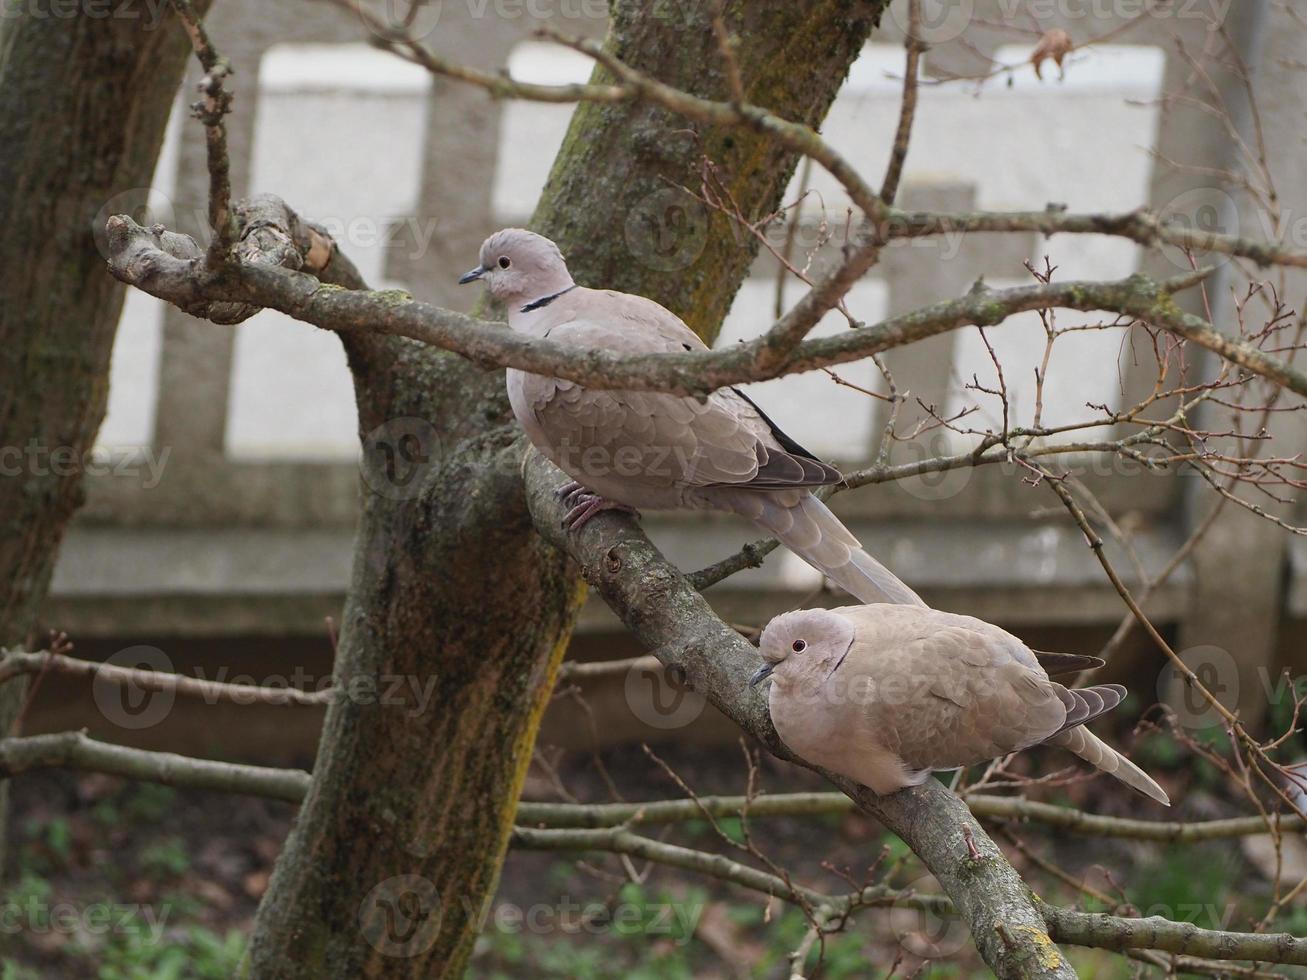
(104, 194, 359, 326)
(191, 59, 234, 126)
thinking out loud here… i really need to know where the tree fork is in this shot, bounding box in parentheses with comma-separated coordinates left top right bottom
(245, 2, 891, 976)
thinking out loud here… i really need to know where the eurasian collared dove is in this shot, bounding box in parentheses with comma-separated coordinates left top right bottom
(749, 604, 1170, 804)
(459, 228, 923, 607)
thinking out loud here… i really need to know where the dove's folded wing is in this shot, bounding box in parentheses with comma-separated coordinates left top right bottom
(512, 313, 838, 493)
(841, 618, 1069, 773)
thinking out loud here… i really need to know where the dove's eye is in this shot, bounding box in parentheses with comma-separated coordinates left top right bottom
(791, 640, 807, 653)
(497, 256, 511, 269)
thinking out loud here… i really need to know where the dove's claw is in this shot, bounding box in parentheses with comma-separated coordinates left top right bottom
(561, 490, 639, 531)
(556, 480, 586, 500)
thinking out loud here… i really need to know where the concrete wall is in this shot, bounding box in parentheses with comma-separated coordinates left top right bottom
(41, 2, 1306, 730)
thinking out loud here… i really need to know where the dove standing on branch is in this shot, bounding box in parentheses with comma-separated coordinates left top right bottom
(459, 229, 924, 607)
(749, 605, 1170, 804)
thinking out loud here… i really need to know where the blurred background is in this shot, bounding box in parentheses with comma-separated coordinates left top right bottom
(10, 0, 1307, 976)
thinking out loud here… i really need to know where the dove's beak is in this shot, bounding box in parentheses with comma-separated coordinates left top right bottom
(458, 265, 486, 285)
(748, 663, 774, 687)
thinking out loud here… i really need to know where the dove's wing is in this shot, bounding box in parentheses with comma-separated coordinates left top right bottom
(508, 290, 838, 499)
(833, 607, 1069, 773)
(1033, 650, 1106, 676)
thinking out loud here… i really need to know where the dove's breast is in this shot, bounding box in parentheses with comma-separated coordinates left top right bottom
(768, 675, 923, 796)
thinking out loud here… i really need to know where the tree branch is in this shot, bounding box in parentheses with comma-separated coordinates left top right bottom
(108, 212, 1307, 401)
(511, 825, 933, 915)
(520, 449, 1075, 980)
(0, 731, 309, 803)
(1, 730, 1294, 844)
(169, 0, 236, 266)
(1042, 905, 1307, 966)
(0, 647, 331, 707)
(3, 728, 1303, 967)
(516, 792, 1305, 842)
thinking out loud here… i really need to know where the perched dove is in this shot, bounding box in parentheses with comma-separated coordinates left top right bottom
(749, 604, 1170, 804)
(459, 229, 923, 607)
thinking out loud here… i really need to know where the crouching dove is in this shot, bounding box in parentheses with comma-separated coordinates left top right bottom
(459, 229, 923, 607)
(750, 604, 1169, 804)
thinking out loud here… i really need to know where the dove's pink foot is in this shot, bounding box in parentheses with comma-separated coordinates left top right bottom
(557, 484, 639, 531)
(556, 481, 587, 503)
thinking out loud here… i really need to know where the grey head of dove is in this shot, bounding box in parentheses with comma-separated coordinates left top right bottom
(751, 604, 1170, 805)
(458, 228, 575, 313)
(458, 228, 925, 608)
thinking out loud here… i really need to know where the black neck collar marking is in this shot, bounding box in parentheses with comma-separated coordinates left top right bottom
(520, 284, 577, 313)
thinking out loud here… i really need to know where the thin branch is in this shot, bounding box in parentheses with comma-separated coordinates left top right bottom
(879, 0, 923, 205)
(169, 0, 236, 266)
(517, 791, 1305, 842)
(0, 647, 331, 707)
(0, 732, 1295, 844)
(0, 731, 309, 803)
(510, 825, 942, 919)
(557, 655, 660, 681)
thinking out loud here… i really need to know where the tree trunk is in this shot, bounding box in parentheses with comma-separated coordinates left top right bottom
(247, 2, 887, 976)
(0, 0, 206, 865)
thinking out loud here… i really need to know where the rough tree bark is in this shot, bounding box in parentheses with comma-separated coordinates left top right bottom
(0, 0, 209, 864)
(246, 2, 889, 976)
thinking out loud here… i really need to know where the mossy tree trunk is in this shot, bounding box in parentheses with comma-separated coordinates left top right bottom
(0, 1, 208, 867)
(246, 2, 887, 976)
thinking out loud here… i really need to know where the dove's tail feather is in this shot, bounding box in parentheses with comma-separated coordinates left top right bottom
(745, 492, 926, 607)
(1051, 725, 1170, 805)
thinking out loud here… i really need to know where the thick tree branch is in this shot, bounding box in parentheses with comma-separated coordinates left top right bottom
(105, 196, 362, 324)
(1042, 905, 1307, 966)
(520, 450, 1074, 980)
(107, 212, 1307, 401)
